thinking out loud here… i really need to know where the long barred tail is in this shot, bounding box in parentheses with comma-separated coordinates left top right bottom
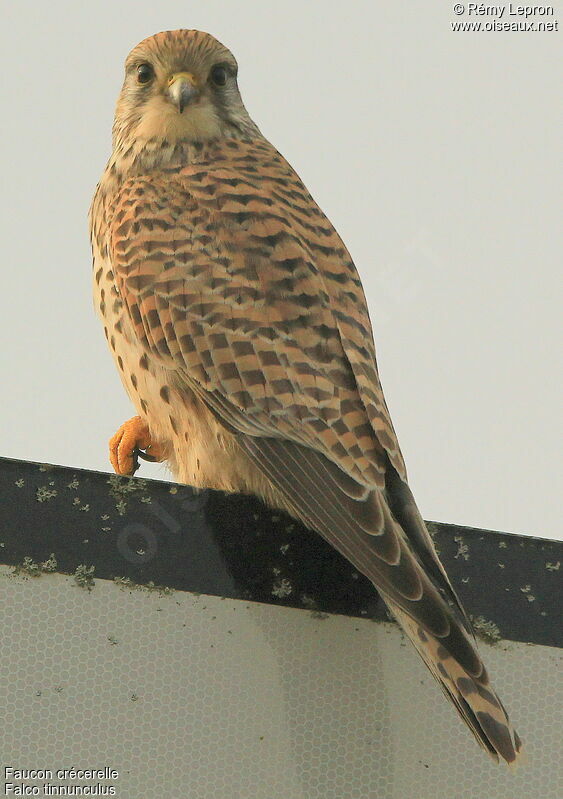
(238, 435, 524, 763)
(388, 599, 523, 764)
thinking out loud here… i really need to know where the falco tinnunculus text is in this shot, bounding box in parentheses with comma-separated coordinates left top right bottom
(90, 29, 521, 763)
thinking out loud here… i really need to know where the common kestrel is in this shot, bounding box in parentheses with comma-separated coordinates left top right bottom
(90, 29, 522, 763)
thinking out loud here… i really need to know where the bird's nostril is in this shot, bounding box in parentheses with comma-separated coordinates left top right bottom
(167, 74, 199, 112)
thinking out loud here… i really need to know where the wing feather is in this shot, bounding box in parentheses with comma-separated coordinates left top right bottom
(107, 138, 521, 762)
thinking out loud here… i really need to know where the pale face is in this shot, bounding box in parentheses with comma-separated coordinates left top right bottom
(113, 30, 249, 146)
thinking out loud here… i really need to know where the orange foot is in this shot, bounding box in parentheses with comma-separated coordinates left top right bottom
(109, 416, 165, 476)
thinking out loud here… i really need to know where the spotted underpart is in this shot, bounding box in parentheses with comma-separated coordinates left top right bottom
(90, 29, 522, 764)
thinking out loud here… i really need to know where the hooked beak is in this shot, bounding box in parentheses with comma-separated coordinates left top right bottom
(167, 72, 199, 113)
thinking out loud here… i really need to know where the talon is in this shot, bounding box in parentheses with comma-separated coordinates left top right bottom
(130, 448, 141, 475)
(109, 416, 165, 476)
(137, 449, 158, 463)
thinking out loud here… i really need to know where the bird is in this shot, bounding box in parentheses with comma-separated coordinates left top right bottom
(90, 29, 522, 764)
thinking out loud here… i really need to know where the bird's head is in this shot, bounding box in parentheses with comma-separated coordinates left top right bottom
(112, 30, 259, 149)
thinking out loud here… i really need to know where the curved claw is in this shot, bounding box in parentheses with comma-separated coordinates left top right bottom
(109, 416, 165, 476)
(136, 448, 158, 463)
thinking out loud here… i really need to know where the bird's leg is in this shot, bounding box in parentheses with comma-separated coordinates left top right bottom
(109, 416, 165, 476)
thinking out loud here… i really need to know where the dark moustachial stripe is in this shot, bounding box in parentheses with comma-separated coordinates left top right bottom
(90, 38, 522, 762)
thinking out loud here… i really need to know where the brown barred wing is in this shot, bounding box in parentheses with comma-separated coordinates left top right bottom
(237, 434, 521, 764)
(109, 145, 397, 488)
(108, 140, 521, 762)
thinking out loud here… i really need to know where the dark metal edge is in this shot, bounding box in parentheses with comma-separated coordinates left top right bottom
(1, 456, 561, 648)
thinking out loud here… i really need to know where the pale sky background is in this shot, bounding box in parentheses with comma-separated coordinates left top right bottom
(1, 2, 561, 540)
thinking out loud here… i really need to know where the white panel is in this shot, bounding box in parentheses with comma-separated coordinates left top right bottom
(1, 567, 561, 798)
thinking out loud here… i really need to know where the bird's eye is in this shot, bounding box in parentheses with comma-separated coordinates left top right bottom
(210, 65, 228, 87)
(136, 63, 154, 84)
